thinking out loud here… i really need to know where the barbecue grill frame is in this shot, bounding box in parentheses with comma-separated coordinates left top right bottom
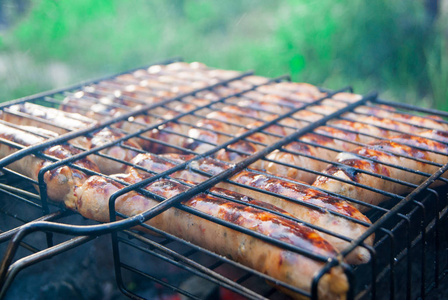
(0, 58, 446, 299)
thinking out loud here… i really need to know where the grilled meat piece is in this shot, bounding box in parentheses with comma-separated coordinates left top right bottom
(0, 122, 349, 300)
(341, 112, 448, 143)
(353, 105, 448, 131)
(1, 103, 141, 174)
(128, 153, 373, 264)
(181, 98, 380, 184)
(78, 172, 348, 300)
(312, 130, 448, 211)
(0, 123, 100, 209)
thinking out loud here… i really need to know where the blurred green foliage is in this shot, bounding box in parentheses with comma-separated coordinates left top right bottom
(0, 0, 447, 110)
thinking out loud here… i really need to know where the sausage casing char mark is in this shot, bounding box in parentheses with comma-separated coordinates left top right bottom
(77, 171, 348, 300)
(129, 153, 373, 265)
(312, 131, 448, 212)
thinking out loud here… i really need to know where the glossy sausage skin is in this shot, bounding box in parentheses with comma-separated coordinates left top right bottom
(77, 172, 348, 300)
(224, 120, 376, 183)
(180, 93, 373, 184)
(59, 72, 263, 153)
(128, 153, 373, 264)
(312, 131, 448, 212)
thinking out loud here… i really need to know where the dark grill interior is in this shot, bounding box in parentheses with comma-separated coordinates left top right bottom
(0, 58, 447, 299)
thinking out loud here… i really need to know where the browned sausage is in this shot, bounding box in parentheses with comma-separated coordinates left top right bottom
(341, 112, 448, 143)
(0, 120, 348, 299)
(0, 103, 141, 174)
(178, 98, 378, 184)
(128, 153, 374, 265)
(0, 122, 100, 209)
(312, 130, 448, 211)
(353, 105, 448, 131)
(77, 172, 348, 300)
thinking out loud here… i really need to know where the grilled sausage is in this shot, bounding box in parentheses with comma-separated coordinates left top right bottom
(114, 61, 245, 93)
(77, 172, 349, 300)
(152, 80, 325, 154)
(58, 69, 332, 159)
(2, 102, 96, 131)
(0, 121, 349, 299)
(0, 120, 348, 299)
(420, 130, 448, 144)
(16, 123, 140, 176)
(312, 130, 448, 211)
(59, 73, 268, 153)
(216, 118, 379, 184)
(70, 127, 142, 174)
(303, 96, 448, 138)
(353, 105, 448, 131)
(180, 98, 383, 184)
(58, 61, 253, 143)
(341, 112, 448, 143)
(255, 82, 325, 101)
(92, 91, 348, 185)
(256, 121, 385, 183)
(61, 92, 207, 153)
(0, 103, 141, 174)
(0, 122, 100, 209)
(183, 100, 324, 149)
(128, 153, 373, 265)
(192, 93, 448, 185)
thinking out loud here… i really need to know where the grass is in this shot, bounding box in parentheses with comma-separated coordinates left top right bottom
(0, 0, 447, 111)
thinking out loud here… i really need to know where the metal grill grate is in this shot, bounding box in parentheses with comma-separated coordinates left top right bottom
(0, 58, 446, 300)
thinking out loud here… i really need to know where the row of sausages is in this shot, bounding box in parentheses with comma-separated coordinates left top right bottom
(0, 62, 447, 299)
